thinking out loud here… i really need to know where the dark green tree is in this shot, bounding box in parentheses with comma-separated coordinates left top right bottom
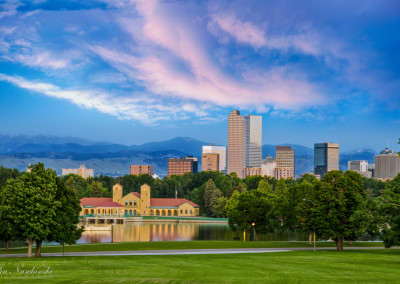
(380, 174, 400, 247)
(313, 170, 366, 251)
(226, 190, 275, 234)
(203, 179, 222, 217)
(0, 163, 59, 257)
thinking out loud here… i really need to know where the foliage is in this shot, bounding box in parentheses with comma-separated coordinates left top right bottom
(380, 174, 400, 248)
(213, 197, 228, 218)
(226, 190, 275, 233)
(312, 170, 366, 251)
(203, 179, 222, 217)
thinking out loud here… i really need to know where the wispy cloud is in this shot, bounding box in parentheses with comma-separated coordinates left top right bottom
(0, 73, 215, 125)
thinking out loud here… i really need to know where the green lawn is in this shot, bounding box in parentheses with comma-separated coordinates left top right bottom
(0, 250, 399, 283)
(0, 240, 385, 255)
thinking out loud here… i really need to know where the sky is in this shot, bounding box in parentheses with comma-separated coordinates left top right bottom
(0, 0, 399, 152)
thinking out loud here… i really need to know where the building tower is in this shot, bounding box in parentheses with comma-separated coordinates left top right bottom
(275, 146, 295, 179)
(140, 184, 151, 215)
(375, 148, 400, 180)
(314, 142, 339, 177)
(243, 115, 262, 168)
(112, 183, 123, 204)
(202, 145, 227, 173)
(228, 110, 245, 178)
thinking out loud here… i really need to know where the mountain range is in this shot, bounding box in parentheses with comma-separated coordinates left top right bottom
(0, 135, 377, 177)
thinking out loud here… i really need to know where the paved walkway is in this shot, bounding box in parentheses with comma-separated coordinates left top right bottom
(0, 246, 397, 258)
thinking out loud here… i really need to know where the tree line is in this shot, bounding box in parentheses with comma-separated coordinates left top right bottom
(1, 164, 399, 253)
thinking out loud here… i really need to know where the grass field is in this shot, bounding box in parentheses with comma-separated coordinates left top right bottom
(0, 250, 399, 283)
(0, 240, 385, 255)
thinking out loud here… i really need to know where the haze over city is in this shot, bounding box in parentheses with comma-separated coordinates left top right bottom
(1, 0, 400, 152)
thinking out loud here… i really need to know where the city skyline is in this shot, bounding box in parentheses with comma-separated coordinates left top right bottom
(1, 1, 400, 152)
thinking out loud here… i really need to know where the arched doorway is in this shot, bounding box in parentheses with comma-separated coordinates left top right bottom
(168, 210, 172, 216)
(156, 210, 160, 216)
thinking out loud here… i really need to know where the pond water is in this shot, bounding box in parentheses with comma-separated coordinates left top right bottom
(78, 221, 309, 243)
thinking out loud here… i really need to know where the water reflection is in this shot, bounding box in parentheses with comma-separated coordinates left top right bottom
(78, 222, 309, 243)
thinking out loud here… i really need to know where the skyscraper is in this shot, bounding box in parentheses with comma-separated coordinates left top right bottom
(202, 145, 226, 172)
(243, 115, 262, 168)
(227, 110, 262, 179)
(314, 142, 339, 177)
(227, 110, 245, 178)
(375, 148, 400, 180)
(275, 146, 295, 179)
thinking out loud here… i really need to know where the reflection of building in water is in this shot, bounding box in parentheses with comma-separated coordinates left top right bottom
(80, 184, 200, 217)
(87, 222, 199, 242)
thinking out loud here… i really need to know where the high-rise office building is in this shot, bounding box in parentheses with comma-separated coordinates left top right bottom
(314, 143, 339, 177)
(275, 146, 295, 179)
(227, 110, 246, 178)
(130, 165, 154, 176)
(227, 110, 262, 179)
(375, 148, 400, 180)
(201, 153, 220, 172)
(202, 145, 226, 172)
(168, 156, 198, 176)
(243, 115, 262, 168)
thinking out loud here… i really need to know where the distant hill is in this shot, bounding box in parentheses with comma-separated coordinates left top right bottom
(0, 149, 189, 176)
(134, 137, 209, 157)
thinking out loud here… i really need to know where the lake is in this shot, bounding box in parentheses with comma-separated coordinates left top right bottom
(78, 221, 310, 243)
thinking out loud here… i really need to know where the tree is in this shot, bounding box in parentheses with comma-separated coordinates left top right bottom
(203, 179, 222, 216)
(213, 197, 228, 218)
(257, 180, 271, 193)
(313, 170, 366, 251)
(0, 163, 59, 257)
(226, 190, 275, 234)
(0, 178, 19, 251)
(88, 180, 106, 197)
(0, 166, 20, 189)
(44, 177, 84, 255)
(380, 174, 400, 247)
(227, 182, 247, 198)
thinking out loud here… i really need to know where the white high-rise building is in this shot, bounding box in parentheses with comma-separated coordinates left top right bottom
(348, 160, 368, 172)
(202, 145, 227, 173)
(243, 115, 262, 168)
(348, 160, 371, 178)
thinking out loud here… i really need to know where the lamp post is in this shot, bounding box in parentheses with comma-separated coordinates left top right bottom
(252, 222, 256, 241)
(303, 199, 316, 252)
(111, 223, 114, 243)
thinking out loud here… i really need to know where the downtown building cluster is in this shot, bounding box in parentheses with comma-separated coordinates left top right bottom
(60, 110, 400, 181)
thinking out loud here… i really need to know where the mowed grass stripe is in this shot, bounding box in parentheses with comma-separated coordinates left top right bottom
(0, 250, 399, 283)
(0, 240, 385, 255)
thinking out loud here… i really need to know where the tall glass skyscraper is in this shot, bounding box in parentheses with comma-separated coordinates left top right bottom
(243, 115, 262, 168)
(227, 110, 245, 178)
(227, 110, 262, 178)
(314, 142, 339, 177)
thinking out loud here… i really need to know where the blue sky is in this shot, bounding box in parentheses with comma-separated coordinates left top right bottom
(0, 0, 399, 152)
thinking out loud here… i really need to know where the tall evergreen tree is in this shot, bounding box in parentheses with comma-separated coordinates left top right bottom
(203, 179, 222, 217)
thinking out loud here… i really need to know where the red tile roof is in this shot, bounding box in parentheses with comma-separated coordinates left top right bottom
(80, 197, 199, 208)
(150, 198, 199, 208)
(80, 198, 124, 207)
